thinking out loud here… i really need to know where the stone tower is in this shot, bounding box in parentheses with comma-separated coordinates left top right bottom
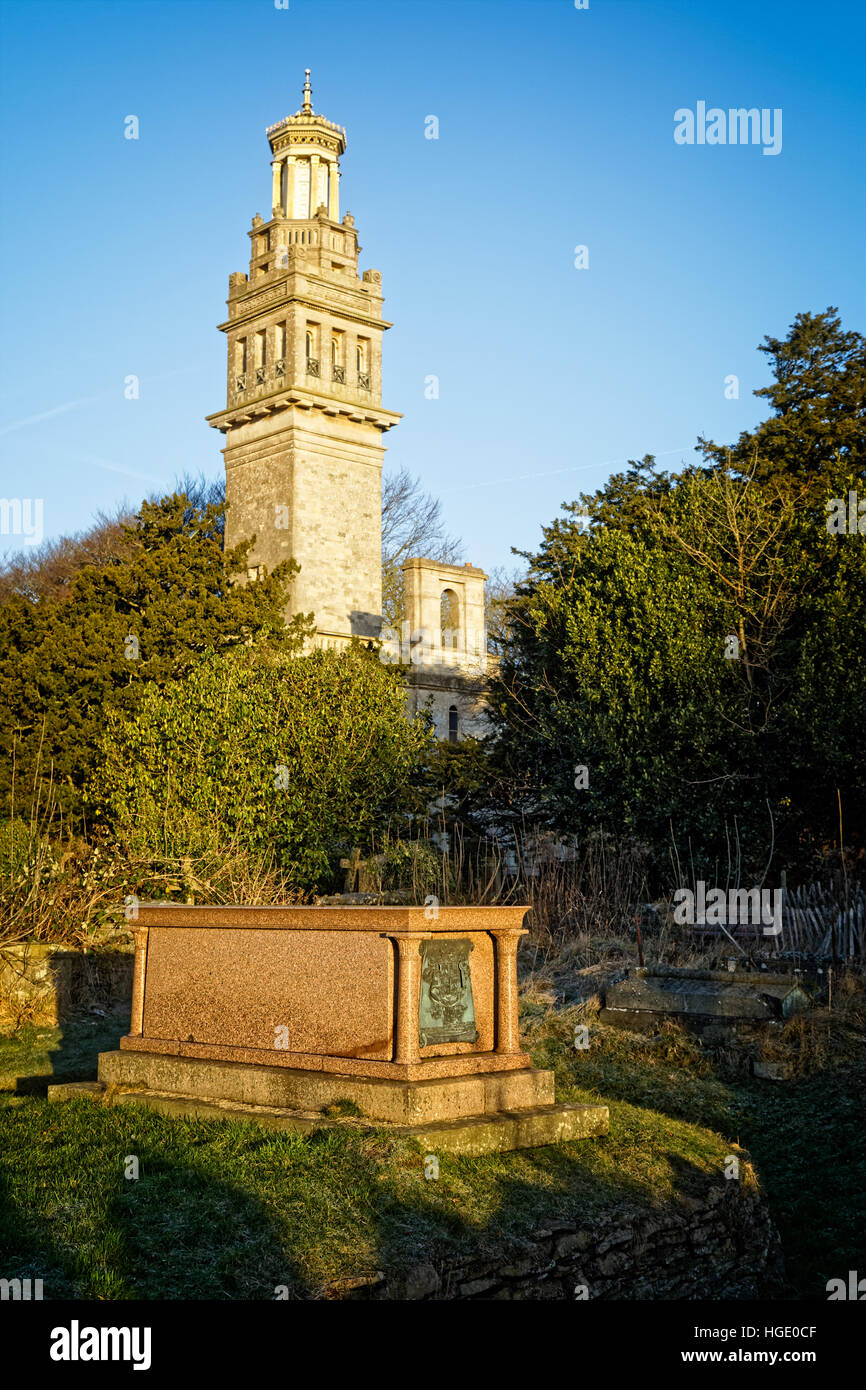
(207, 71, 400, 648)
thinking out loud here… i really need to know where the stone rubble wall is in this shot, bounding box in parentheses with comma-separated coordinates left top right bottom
(336, 1182, 782, 1300)
(0, 943, 133, 1027)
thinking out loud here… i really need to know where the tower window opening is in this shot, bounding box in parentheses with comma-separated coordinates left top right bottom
(306, 327, 320, 377)
(441, 588, 460, 652)
(254, 330, 267, 384)
(448, 705, 459, 744)
(234, 337, 248, 393)
(332, 334, 345, 384)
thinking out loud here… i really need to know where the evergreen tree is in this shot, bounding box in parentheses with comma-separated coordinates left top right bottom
(0, 491, 309, 819)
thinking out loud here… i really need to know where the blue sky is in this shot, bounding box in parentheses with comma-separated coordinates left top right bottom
(1, 0, 864, 575)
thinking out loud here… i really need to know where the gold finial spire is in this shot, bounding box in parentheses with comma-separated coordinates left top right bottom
(302, 69, 313, 115)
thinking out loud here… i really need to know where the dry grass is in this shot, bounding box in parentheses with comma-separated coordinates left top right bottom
(751, 969, 866, 1076)
(1, 803, 306, 952)
(1, 841, 306, 950)
(376, 823, 655, 962)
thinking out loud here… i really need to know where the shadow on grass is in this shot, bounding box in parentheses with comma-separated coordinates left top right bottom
(5, 1008, 854, 1301)
(0, 1002, 764, 1301)
(0, 1080, 739, 1301)
(6, 1006, 128, 1096)
(0, 1096, 314, 1299)
(529, 1014, 866, 1301)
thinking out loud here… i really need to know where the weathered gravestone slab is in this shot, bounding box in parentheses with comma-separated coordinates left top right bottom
(601, 966, 812, 1036)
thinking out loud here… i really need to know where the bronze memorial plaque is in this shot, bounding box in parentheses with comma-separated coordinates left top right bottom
(418, 938, 479, 1048)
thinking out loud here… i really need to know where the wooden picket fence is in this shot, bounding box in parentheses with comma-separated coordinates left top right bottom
(686, 881, 866, 961)
(781, 882, 866, 960)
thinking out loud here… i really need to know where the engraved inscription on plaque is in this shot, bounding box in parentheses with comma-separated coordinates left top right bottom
(418, 938, 479, 1048)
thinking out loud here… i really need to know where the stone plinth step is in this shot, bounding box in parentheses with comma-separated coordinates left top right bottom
(45, 1081, 106, 1102)
(48, 1080, 608, 1156)
(97, 1051, 554, 1123)
(117, 1035, 533, 1081)
(402, 1102, 609, 1156)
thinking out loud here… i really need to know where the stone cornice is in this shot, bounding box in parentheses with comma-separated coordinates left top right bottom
(267, 121, 346, 159)
(403, 557, 488, 579)
(206, 390, 402, 434)
(406, 668, 491, 693)
(219, 292, 391, 334)
(248, 212, 355, 241)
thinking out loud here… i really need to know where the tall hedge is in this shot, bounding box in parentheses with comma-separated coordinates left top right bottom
(92, 645, 433, 889)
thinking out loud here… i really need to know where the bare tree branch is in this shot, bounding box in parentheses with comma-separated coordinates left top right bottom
(381, 466, 463, 628)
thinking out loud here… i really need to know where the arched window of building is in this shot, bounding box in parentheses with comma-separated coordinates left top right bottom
(441, 588, 460, 651)
(331, 333, 345, 383)
(305, 331, 314, 362)
(448, 705, 459, 744)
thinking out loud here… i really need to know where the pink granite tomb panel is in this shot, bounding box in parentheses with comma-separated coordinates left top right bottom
(141, 926, 395, 1060)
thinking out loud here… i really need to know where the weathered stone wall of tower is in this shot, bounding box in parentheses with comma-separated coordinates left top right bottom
(405, 669, 492, 742)
(392, 558, 491, 740)
(223, 411, 384, 642)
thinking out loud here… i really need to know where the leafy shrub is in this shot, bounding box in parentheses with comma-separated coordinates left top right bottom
(92, 645, 433, 890)
(381, 839, 441, 895)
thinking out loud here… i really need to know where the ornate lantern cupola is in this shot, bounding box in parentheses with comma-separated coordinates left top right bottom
(266, 69, 347, 222)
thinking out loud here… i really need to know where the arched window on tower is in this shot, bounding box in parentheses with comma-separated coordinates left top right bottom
(356, 339, 371, 390)
(305, 329, 319, 377)
(441, 588, 460, 654)
(448, 705, 459, 744)
(332, 333, 345, 384)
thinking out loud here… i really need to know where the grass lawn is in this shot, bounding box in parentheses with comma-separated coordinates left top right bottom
(525, 994, 866, 1301)
(0, 989, 863, 1300)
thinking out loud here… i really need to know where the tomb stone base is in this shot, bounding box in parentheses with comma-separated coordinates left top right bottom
(49, 1052, 609, 1156)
